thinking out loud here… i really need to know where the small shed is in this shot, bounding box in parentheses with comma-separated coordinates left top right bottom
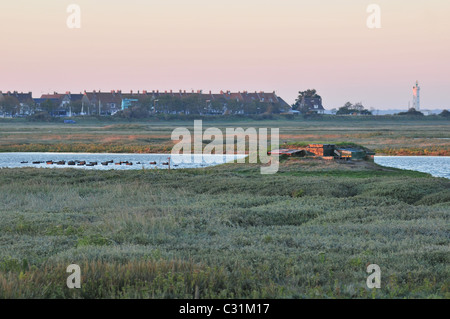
(306, 144, 335, 156)
(335, 148, 366, 160)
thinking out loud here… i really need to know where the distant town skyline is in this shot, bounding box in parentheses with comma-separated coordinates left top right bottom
(1, 0, 449, 109)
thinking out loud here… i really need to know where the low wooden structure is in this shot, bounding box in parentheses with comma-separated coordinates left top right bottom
(268, 149, 306, 157)
(306, 144, 335, 156)
(334, 148, 366, 160)
(305, 144, 375, 161)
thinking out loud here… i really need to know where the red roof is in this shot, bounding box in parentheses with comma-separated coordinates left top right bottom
(41, 94, 65, 100)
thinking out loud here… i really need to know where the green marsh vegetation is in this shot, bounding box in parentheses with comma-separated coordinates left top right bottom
(0, 159, 448, 298)
(0, 117, 448, 298)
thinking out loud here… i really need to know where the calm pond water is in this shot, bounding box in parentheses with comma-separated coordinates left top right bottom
(1, 153, 449, 178)
(375, 156, 450, 179)
(0, 153, 246, 170)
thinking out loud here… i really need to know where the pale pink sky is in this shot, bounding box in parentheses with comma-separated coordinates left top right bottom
(0, 0, 449, 109)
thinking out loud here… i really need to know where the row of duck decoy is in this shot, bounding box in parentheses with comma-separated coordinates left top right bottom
(22, 160, 173, 166)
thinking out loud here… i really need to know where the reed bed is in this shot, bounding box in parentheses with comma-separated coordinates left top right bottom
(0, 162, 448, 298)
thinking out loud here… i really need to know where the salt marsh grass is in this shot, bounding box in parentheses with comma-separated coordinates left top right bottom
(0, 162, 448, 298)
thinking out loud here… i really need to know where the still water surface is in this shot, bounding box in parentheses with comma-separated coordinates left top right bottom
(0, 153, 448, 179)
(375, 156, 450, 179)
(0, 152, 246, 170)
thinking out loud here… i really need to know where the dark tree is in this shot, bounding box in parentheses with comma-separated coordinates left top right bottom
(225, 99, 241, 114)
(336, 102, 353, 115)
(210, 99, 226, 114)
(439, 109, 449, 118)
(40, 99, 56, 115)
(292, 89, 321, 112)
(69, 101, 83, 114)
(0, 96, 19, 116)
(296, 89, 321, 100)
(336, 102, 372, 115)
(397, 108, 424, 116)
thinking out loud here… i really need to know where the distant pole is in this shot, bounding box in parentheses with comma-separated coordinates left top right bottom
(153, 99, 159, 113)
(206, 100, 211, 115)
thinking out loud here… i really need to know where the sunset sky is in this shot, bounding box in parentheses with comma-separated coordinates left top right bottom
(0, 0, 449, 109)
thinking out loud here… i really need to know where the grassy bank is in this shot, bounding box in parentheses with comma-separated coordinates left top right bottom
(0, 160, 448, 298)
(0, 117, 449, 155)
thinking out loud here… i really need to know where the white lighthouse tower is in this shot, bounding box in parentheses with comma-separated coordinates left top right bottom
(412, 81, 420, 110)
